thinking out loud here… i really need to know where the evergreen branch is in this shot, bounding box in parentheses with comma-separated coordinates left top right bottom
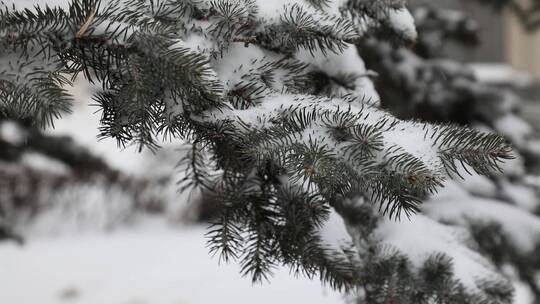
(206, 213, 244, 263)
(207, 0, 255, 40)
(261, 4, 361, 55)
(305, 0, 332, 11)
(0, 1, 518, 296)
(434, 126, 513, 176)
(0, 75, 72, 128)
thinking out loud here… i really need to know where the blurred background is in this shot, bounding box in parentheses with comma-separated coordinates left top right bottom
(3, 0, 540, 303)
(411, 0, 540, 127)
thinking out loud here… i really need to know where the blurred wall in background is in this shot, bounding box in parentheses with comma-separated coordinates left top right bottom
(410, 0, 505, 62)
(410, 0, 540, 79)
(505, 4, 540, 78)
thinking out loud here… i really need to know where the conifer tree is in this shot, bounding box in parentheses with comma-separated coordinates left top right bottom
(0, 0, 518, 303)
(358, 1, 540, 302)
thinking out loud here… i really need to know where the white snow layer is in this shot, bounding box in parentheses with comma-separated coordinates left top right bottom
(254, 0, 348, 22)
(375, 214, 502, 293)
(20, 152, 71, 176)
(470, 63, 533, 87)
(3, 0, 70, 9)
(295, 44, 380, 103)
(425, 181, 540, 254)
(0, 120, 25, 145)
(0, 224, 344, 304)
(6, 1, 533, 301)
(254, 0, 298, 21)
(500, 181, 539, 212)
(387, 8, 418, 41)
(27, 184, 136, 235)
(319, 208, 356, 255)
(494, 114, 532, 148)
(456, 166, 497, 198)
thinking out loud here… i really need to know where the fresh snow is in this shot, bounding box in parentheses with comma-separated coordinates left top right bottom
(456, 166, 497, 198)
(425, 185, 540, 254)
(318, 208, 356, 254)
(499, 153, 526, 178)
(375, 214, 502, 293)
(19, 152, 71, 176)
(254, 0, 347, 23)
(254, 0, 296, 21)
(213, 44, 268, 88)
(470, 63, 533, 87)
(0, 223, 344, 304)
(295, 45, 380, 104)
(3, 0, 73, 10)
(3, 1, 537, 303)
(494, 114, 532, 147)
(0, 120, 25, 145)
(387, 8, 418, 41)
(500, 181, 539, 212)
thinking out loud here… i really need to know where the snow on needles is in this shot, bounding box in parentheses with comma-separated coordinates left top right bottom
(424, 186, 540, 254)
(254, 0, 348, 21)
(387, 8, 418, 41)
(295, 45, 380, 104)
(376, 214, 506, 293)
(318, 207, 358, 260)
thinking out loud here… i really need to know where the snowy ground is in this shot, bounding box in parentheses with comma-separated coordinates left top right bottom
(0, 78, 347, 304)
(0, 89, 345, 304)
(0, 221, 344, 304)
